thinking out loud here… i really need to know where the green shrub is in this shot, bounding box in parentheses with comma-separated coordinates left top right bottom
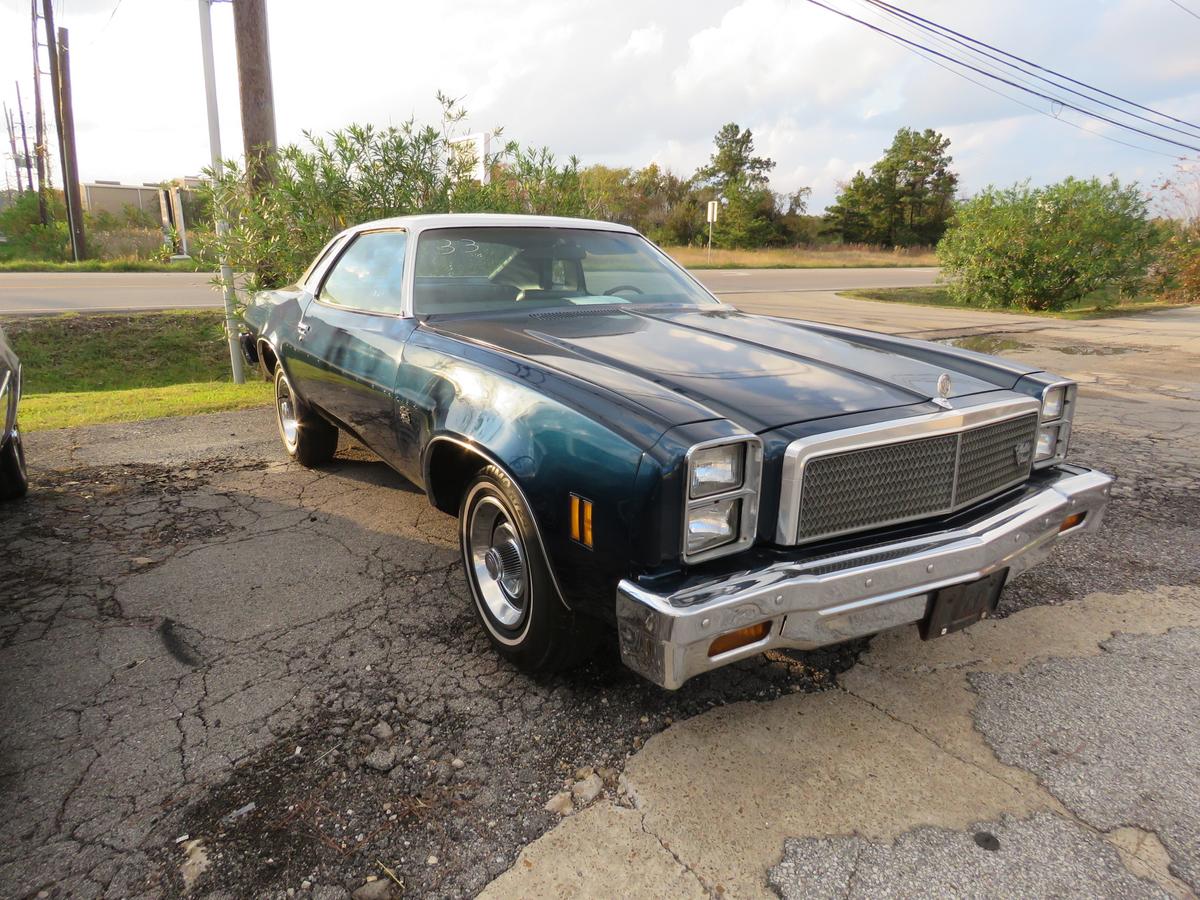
(198, 96, 588, 293)
(0, 191, 70, 261)
(938, 177, 1158, 312)
(1153, 223, 1200, 303)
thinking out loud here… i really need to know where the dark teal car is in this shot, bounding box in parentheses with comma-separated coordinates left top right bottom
(240, 214, 1112, 689)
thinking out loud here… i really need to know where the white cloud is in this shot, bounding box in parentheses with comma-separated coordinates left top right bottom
(0, 0, 1192, 210)
(616, 24, 664, 60)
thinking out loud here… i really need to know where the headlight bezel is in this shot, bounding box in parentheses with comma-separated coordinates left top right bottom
(682, 436, 762, 564)
(1034, 378, 1077, 468)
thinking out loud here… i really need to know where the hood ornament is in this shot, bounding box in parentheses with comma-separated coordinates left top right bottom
(933, 373, 953, 409)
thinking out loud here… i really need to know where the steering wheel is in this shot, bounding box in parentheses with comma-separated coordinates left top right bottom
(603, 285, 644, 296)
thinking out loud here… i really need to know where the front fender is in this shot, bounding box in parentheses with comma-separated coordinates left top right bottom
(403, 333, 661, 622)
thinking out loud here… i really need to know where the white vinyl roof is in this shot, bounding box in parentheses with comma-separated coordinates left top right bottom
(345, 212, 639, 236)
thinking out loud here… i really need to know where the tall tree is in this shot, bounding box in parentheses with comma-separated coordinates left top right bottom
(694, 123, 789, 248)
(695, 122, 775, 192)
(825, 127, 958, 246)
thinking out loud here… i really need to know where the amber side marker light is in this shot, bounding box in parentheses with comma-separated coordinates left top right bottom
(708, 621, 772, 657)
(1060, 512, 1086, 532)
(570, 494, 594, 548)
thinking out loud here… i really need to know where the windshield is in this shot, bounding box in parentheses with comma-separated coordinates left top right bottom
(412, 227, 718, 315)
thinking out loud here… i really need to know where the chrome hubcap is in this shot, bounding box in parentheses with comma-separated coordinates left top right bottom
(276, 378, 298, 447)
(468, 497, 529, 629)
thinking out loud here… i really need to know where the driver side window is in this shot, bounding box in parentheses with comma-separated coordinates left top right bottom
(320, 230, 408, 314)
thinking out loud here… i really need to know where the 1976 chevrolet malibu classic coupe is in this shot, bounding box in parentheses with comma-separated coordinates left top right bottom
(241, 214, 1112, 689)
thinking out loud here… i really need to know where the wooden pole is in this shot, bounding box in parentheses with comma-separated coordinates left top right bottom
(4, 105, 23, 193)
(232, 0, 277, 187)
(30, 0, 47, 222)
(55, 27, 86, 259)
(16, 83, 35, 194)
(42, 0, 86, 259)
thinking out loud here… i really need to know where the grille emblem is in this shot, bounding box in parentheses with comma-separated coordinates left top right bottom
(1014, 440, 1033, 467)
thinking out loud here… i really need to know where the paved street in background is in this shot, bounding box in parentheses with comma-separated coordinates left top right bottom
(0, 267, 939, 314)
(2, 291, 1198, 897)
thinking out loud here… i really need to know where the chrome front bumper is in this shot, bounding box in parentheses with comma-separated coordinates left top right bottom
(616, 465, 1112, 689)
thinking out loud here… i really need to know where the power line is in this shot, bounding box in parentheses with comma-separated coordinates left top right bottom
(863, 0, 1200, 140)
(801, 0, 1199, 155)
(844, 1, 1186, 160)
(1165, 0, 1200, 21)
(865, 0, 1200, 135)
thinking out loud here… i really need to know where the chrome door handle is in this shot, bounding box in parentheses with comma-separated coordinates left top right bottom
(296, 321, 311, 340)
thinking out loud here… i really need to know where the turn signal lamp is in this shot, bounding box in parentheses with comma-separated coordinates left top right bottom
(707, 621, 771, 657)
(1059, 512, 1086, 532)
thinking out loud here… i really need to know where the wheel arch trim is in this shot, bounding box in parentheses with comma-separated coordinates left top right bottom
(423, 433, 573, 612)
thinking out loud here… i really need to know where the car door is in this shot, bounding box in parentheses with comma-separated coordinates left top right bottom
(289, 229, 417, 465)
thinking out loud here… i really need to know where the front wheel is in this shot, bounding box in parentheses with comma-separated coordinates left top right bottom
(274, 366, 338, 467)
(460, 465, 593, 673)
(0, 427, 28, 501)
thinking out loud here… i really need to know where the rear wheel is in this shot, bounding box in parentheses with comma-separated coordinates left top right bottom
(274, 366, 338, 467)
(0, 426, 28, 501)
(460, 465, 593, 673)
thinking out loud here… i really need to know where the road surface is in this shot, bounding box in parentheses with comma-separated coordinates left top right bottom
(0, 267, 939, 314)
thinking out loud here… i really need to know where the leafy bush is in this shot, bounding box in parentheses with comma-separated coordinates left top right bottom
(1152, 223, 1200, 303)
(0, 191, 70, 262)
(937, 177, 1158, 312)
(1152, 160, 1200, 304)
(199, 96, 588, 292)
(88, 228, 166, 260)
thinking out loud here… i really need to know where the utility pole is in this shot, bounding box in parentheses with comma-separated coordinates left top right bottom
(54, 26, 86, 259)
(198, 0, 245, 383)
(16, 84, 34, 194)
(42, 2, 86, 259)
(30, 1, 48, 223)
(4, 105, 23, 193)
(232, 0, 276, 187)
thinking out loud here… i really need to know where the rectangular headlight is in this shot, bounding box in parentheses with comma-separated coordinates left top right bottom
(686, 497, 741, 555)
(1036, 424, 1060, 461)
(1041, 385, 1067, 421)
(689, 444, 744, 498)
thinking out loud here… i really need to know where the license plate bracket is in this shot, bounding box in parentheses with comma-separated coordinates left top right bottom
(920, 569, 1008, 640)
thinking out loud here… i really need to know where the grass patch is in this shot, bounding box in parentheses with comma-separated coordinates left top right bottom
(19, 381, 272, 431)
(665, 245, 938, 269)
(3, 310, 245, 394)
(2, 310, 271, 431)
(839, 285, 1191, 319)
(0, 257, 213, 273)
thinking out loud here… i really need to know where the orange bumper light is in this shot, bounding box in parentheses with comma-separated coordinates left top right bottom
(1059, 512, 1086, 532)
(708, 621, 771, 657)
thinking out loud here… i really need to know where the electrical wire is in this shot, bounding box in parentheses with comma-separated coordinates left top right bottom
(848, 7, 1186, 161)
(865, 0, 1200, 134)
(1165, 0, 1200, 21)
(801, 0, 1200, 154)
(862, 0, 1200, 140)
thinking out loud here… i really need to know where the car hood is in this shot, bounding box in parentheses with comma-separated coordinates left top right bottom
(425, 305, 1035, 432)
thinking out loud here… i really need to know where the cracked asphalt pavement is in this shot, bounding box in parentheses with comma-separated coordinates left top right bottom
(2, 307, 1198, 898)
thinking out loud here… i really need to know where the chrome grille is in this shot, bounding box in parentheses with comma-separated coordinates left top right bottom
(957, 414, 1038, 506)
(795, 412, 1039, 543)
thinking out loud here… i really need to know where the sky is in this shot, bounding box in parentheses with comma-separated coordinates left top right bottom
(1, 0, 1198, 210)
